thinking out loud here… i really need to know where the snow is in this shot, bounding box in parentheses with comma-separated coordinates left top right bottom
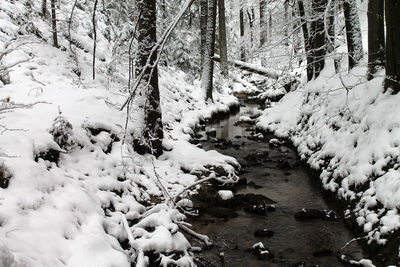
(218, 190, 234, 200)
(0, 1, 239, 266)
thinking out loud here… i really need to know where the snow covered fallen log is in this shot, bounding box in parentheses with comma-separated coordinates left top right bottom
(212, 55, 280, 79)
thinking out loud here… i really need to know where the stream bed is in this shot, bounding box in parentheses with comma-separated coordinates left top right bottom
(187, 100, 367, 267)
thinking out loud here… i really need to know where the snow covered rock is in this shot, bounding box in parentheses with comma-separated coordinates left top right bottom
(217, 190, 234, 200)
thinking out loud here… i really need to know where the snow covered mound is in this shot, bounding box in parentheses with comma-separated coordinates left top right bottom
(257, 58, 400, 250)
(0, 1, 239, 266)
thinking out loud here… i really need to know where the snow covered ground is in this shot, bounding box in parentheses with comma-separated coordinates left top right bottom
(257, 58, 400, 258)
(0, 1, 239, 266)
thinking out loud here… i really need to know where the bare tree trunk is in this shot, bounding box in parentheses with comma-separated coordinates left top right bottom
(218, 0, 228, 77)
(240, 7, 245, 61)
(311, 0, 328, 79)
(367, 0, 385, 80)
(268, 13, 272, 40)
(92, 0, 98, 80)
(384, 0, 400, 93)
(298, 0, 313, 81)
(201, 0, 217, 101)
(51, 0, 58, 48)
(200, 0, 208, 68)
(135, 0, 163, 157)
(259, 0, 266, 46)
(283, 0, 289, 46)
(41, 0, 47, 18)
(247, 9, 254, 46)
(343, 0, 363, 69)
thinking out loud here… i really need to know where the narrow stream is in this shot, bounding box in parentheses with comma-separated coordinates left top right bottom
(188, 99, 366, 266)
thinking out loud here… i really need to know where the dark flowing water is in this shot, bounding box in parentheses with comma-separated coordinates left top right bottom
(189, 102, 366, 267)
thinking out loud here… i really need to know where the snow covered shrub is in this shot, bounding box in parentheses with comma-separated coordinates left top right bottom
(0, 163, 12, 188)
(49, 108, 75, 151)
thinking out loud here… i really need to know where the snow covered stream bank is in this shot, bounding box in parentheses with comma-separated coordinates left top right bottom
(257, 63, 400, 265)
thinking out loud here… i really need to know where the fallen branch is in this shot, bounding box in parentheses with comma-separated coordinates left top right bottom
(178, 223, 212, 247)
(173, 176, 214, 203)
(212, 55, 279, 79)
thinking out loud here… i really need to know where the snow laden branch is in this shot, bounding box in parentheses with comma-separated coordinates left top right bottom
(212, 55, 280, 79)
(120, 0, 195, 110)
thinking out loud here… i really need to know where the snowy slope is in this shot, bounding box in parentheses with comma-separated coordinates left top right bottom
(0, 1, 239, 266)
(257, 1, 400, 258)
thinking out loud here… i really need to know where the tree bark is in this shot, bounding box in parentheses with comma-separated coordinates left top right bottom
(41, 0, 47, 18)
(135, 0, 163, 157)
(218, 0, 228, 77)
(298, 0, 313, 81)
(200, 0, 208, 68)
(50, 0, 58, 48)
(240, 7, 245, 61)
(367, 0, 385, 80)
(259, 0, 266, 46)
(384, 0, 400, 93)
(343, 0, 363, 69)
(268, 13, 272, 41)
(247, 8, 255, 47)
(311, 0, 328, 79)
(283, 0, 289, 46)
(92, 0, 98, 80)
(201, 0, 217, 101)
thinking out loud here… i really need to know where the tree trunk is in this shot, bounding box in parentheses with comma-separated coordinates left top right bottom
(41, 0, 47, 18)
(201, 0, 217, 101)
(343, 0, 363, 69)
(367, 0, 385, 80)
(384, 0, 400, 93)
(200, 0, 208, 68)
(218, 0, 229, 77)
(298, 0, 313, 81)
(92, 0, 98, 80)
(247, 10, 253, 46)
(311, 0, 328, 79)
(135, 0, 163, 157)
(259, 0, 266, 46)
(50, 0, 58, 48)
(240, 7, 245, 61)
(284, 0, 289, 46)
(268, 13, 272, 40)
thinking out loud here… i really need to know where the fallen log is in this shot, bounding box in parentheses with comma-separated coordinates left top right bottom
(212, 55, 279, 79)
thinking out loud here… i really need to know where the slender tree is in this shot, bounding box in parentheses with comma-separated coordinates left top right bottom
(247, 8, 255, 47)
(135, 0, 163, 156)
(41, 0, 47, 18)
(92, 0, 98, 80)
(50, 0, 58, 48)
(298, 0, 313, 81)
(311, 0, 328, 79)
(200, 0, 208, 68)
(201, 0, 217, 101)
(384, 0, 400, 93)
(367, 0, 385, 80)
(240, 7, 245, 61)
(218, 0, 229, 77)
(343, 0, 363, 69)
(283, 0, 289, 46)
(259, 0, 266, 46)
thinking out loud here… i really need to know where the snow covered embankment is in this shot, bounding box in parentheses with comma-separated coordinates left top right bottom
(257, 60, 400, 258)
(0, 1, 239, 266)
